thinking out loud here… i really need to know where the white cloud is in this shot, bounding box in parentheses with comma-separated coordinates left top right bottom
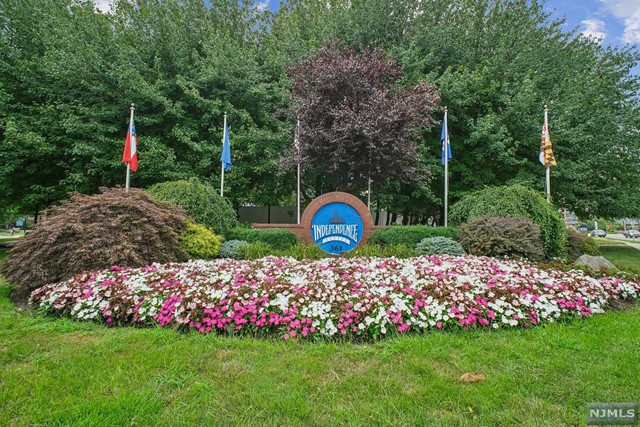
(599, 0, 640, 43)
(93, 0, 113, 14)
(581, 18, 607, 41)
(254, 0, 270, 12)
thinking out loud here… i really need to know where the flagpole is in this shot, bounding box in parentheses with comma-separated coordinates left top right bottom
(296, 118, 301, 224)
(367, 178, 371, 211)
(220, 112, 227, 197)
(125, 103, 135, 192)
(544, 105, 550, 203)
(444, 106, 449, 227)
(125, 164, 130, 191)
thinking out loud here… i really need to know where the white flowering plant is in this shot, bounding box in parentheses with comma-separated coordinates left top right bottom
(29, 255, 640, 340)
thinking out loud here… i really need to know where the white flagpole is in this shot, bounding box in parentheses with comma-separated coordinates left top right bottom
(367, 178, 372, 211)
(544, 105, 551, 203)
(444, 106, 449, 227)
(296, 118, 301, 224)
(220, 112, 227, 197)
(125, 103, 135, 192)
(125, 164, 130, 191)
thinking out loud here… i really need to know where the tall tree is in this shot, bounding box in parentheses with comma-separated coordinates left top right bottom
(285, 43, 440, 195)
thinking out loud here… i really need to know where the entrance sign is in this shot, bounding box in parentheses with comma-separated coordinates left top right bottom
(311, 202, 363, 254)
(251, 192, 376, 253)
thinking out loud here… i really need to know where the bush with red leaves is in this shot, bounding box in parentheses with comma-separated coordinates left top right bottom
(2, 188, 189, 301)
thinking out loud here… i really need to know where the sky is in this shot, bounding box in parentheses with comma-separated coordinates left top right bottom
(545, 0, 640, 74)
(94, 0, 639, 73)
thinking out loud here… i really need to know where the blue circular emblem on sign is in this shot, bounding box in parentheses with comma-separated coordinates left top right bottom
(310, 202, 363, 254)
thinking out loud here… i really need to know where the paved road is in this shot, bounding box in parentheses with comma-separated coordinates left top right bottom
(602, 233, 640, 251)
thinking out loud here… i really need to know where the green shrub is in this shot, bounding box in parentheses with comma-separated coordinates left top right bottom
(147, 177, 238, 235)
(279, 244, 328, 260)
(458, 216, 545, 261)
(239, 241, 274, 260)
(415, 237, 465, 256)
(583, 236, 601, 256)
(219, 240, 249, 259)
(450, 185, 566, 259)
(565, 228, 600, 260)
(226, 227, 297, 250)
(180, 222, 223, 260)
(345, 243, 415, 258)
(1, 188, 189, 301)
(368, 226, 458, 247)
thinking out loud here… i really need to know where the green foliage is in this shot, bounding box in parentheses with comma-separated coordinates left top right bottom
(226, 228, 297, 250)
(147, 178, 238, 236)
(0, 188, 188, 300)
(415, 237, 466, 256)
(369, 226, 458, 247)
(1, 0, 639, 225)
(234, 241, 417, 260)
(180, 222, 223, 260)
(280, 244, 328, 260)
(450, 185, 566, 259)
(458, 216, 545, 261)
(239, 241, 273, 261)
(218, 240, 249, 259)
(566, 228, 600, 261)
(583, 238, 601, 257)
(345, 244, 416, 259)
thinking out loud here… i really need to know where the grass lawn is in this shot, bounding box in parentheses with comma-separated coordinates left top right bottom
(1, 276, 639, 426)
(1, 242, 639, 426)
(594, 238, 640, 273)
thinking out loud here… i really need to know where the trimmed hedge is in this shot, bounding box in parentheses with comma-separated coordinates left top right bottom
(239, 241, 273, 260)
(415, 237, 465, 256)
(344, 243, 415, 258)
(147, 177, 238, 235)
(180, 222, 223, 260)
(237, 242, 416, 260)
(450, 185, 566, 259)
(458, 216, 545, 261)
(226, 227, 298, 250)
(368, 226, 458, 247)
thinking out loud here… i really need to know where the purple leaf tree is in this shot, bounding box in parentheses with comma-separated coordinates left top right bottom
(286, 43, 441, 193)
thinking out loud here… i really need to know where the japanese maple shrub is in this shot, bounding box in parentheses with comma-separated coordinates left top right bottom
(1, 188, 189, 300)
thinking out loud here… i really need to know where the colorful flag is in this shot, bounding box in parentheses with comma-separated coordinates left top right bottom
(220, 118, 231, 172)
(539, 115, 557, 167)
(122, 110, 138, 172)
(441, 111, 452, 165)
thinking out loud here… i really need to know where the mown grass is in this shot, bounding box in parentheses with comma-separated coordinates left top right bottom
(594, 238, 640, 273)
(1, 277, 639, 427)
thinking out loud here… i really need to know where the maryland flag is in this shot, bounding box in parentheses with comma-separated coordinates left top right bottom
(539, 112, 557, 167)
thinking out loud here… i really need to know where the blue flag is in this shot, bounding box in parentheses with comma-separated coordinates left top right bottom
(220, 119, 231, 171)
(441, 112, 452, 165)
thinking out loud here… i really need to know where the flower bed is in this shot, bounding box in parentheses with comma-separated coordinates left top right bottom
(30, 256, 640, 339)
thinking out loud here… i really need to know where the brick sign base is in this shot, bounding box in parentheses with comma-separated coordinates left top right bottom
(252, 192, 376, 248)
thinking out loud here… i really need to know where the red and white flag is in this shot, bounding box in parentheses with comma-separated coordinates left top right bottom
(122, 109, 138, 172)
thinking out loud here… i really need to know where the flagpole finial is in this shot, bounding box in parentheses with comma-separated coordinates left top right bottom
(130, 103, 135, 110)
(544, 104, 548, 110)
(444, 106, 448, 112)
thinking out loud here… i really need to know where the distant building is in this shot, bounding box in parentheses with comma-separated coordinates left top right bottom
(562, 209, 578, 227)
